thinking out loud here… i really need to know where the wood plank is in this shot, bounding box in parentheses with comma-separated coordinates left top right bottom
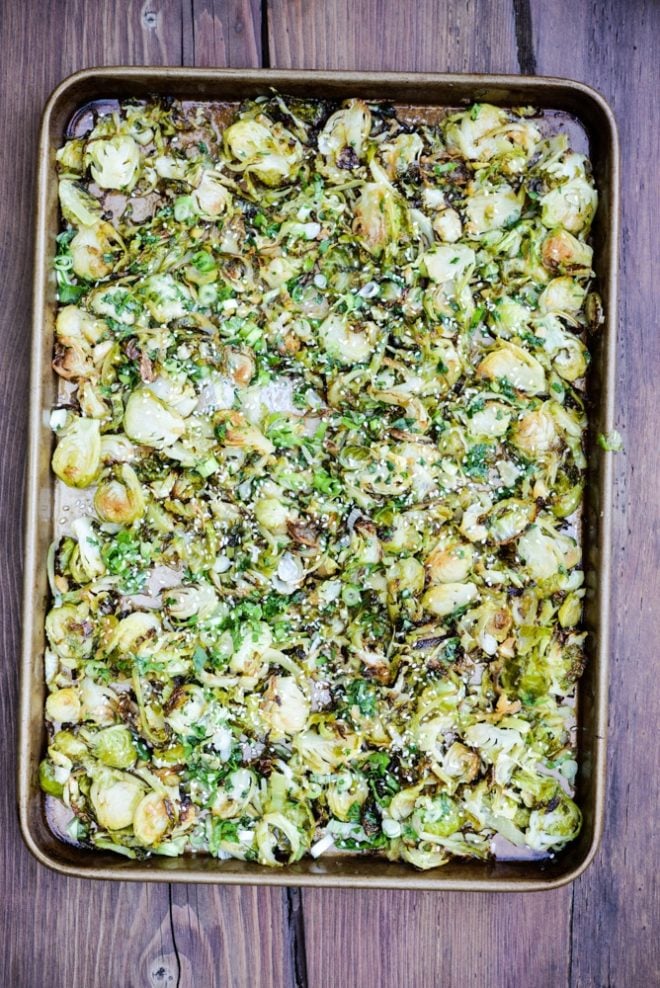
(529, 0, 660, 985)
(184, 0, 262, 67)
(1, 2, 656, 987)
(302, 887, 571, 988)
(0, 2, 186, 985)
(169, 885, 295, 988)
(3, 872, 179, 988)
(266, 4, 574, 986)
(268, 0, 519, 73)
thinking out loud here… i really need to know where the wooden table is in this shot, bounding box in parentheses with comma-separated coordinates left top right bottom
(2, 1, 658, 985)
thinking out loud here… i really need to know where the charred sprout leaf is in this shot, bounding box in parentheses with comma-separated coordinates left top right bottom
(44, 96, 596, 869)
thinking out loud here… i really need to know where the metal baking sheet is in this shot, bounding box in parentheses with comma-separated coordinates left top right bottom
(19, 67, 619, 890)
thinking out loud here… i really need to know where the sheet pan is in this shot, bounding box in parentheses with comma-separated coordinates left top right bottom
(19, 68, 619, 890)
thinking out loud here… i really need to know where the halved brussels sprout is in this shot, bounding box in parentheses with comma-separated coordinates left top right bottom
(489, 296, 532, 339)
(425, 541, 473, 584)
(90, 770, 144, 831)
(255, 811, 306, 865)
(123, 389, 186, 449)
(421, 244, 475, 283)
(510, 408, 557, 456)
(70, 516, 105, 580)
(94, 726, 137, 769)
(138, 274, 192, 323)
(133, 791, 178, 846)
(486, 498, 536, 544)
(45, 687, 81, 725)
(46, 602, 93, 660)
(352, 183, 408, 255)
(58, 179, 103, 227)
(432, 208, 462, 243)
(464, 185, 522, 236)
(211, 769, 256, 819)
(553, 336, 589, 381)
(518, 522, 579, 581)
(39, 758, 67, 797)
(318, 99, 372, 169)
(106, 611, 160, 656)
(52, 416, 101, 488)
(326, 771, 369, 821)
(541, 229, 593, 275)
(319, 314, 376, 365)
(477, 343, 547, 395)
(540, 178, 597, 234)
(468, 401, 511, 438)
(525, 793, 582, 851)
(445, 104, 540, 164)
(165, 583, 219, 621)
(538, 276, 586, 316)
(56, 304, 106, 344)
(194, 171, 232, 216)
(165, 685, 208, 735)
(69, 222, 122, 280)
(422, 581, 478, 617)
(254, 496, 292, 534)
(412, 793, 462, 838)
(94, 464, 145, 524)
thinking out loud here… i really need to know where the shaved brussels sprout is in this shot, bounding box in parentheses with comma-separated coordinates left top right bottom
(224, 116, 303, 186)
(58, 178, 102, 226)
(44, 95, 596, 870)
(261, 677, 309, 735)
(85, 135, 140, 189)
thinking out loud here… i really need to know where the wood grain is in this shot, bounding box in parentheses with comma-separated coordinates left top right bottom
(267, 0, 519, 73)
(1, 1, 658, 986)
(183, 0, 262, 67)
(301, 887, 572, 988)
(169, 885, 295, 988)
(529, 0, 660, 983)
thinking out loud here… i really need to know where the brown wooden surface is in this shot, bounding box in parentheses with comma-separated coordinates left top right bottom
(1, 0, 657, 985)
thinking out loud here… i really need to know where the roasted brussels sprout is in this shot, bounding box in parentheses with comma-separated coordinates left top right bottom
(51, 415, 101, 488)
(43, 95, 597, 870)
